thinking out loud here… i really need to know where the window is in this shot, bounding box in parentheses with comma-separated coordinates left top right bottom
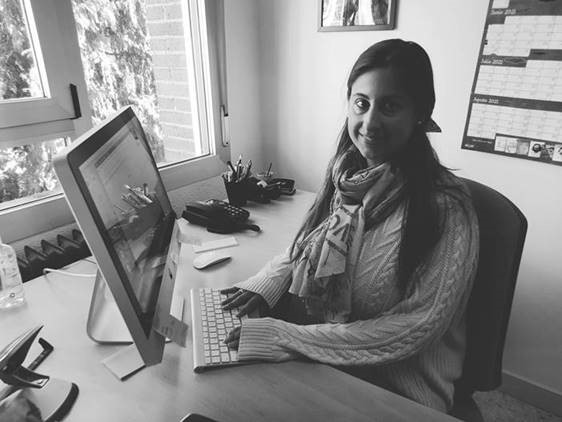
(0, 0, 229, 243)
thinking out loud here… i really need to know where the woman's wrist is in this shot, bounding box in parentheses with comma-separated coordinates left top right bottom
(238, 318, 279, 361)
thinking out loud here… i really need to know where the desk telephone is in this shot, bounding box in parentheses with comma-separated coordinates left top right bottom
(182, 199, 261, 234)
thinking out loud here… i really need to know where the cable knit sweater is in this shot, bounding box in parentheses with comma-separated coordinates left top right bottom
(235, 188, 479, 413)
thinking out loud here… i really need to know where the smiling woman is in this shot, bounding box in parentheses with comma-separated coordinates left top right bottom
(221, 39, 480, 414)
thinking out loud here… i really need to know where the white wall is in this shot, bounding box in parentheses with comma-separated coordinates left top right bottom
(245, 0, 562, 402)
(224, 0, 264, 170)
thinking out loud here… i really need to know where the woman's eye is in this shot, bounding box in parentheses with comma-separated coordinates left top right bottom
(353, 98, 369, 113)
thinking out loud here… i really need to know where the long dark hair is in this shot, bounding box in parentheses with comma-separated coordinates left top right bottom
(290, 39, 466, 293)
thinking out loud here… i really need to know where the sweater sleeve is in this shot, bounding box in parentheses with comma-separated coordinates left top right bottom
(237, 194, 479, 365)
(234, 248, 293, 308)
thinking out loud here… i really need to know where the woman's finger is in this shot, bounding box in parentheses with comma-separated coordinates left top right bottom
(221, 289, 244, 307)
(222, 291, 254, 310)
(220, 286, 239, 295)
(236, 294, 264, 318)
(223, 326, 241, 347)
(225, 338, 239, 350)
(221, 289, 245, 308)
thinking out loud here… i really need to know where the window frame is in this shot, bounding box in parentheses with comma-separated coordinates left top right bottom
(0, 0, 230, 244)
(0, 0, 80, 133)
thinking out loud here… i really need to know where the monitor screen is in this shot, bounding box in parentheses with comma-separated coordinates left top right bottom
(77, 114, 171, 318)
(55, 107, 176, 342)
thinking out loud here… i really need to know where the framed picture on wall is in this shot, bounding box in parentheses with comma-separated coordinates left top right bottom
(318, 0, 397, 32)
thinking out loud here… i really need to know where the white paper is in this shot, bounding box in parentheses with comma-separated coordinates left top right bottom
(177, 218, 202, 245)
(193, 237, 238, 253)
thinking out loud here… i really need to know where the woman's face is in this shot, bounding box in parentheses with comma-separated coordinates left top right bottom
(347, 67, 418, 167)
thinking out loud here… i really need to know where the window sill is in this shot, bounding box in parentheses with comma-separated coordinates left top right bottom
(0, 154, 228, 243)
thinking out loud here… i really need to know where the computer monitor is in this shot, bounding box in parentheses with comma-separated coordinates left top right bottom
(53, 106, 182, 366)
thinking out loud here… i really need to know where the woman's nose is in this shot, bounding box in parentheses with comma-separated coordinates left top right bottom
(362, 108, 381, 132)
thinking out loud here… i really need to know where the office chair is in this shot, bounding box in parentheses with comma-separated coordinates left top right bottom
(450, 179, 528, 422)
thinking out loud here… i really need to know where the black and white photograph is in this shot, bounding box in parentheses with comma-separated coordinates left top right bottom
(1, 0, 561, 421)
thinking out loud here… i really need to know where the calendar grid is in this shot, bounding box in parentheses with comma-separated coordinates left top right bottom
(462, 0, 562, 166)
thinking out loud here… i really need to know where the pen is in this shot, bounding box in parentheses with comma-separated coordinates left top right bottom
(227, 161, 237, 175)
(266, 162, 272, 177)
(244, 160, 252, 179)
(236, 155, 243, 179)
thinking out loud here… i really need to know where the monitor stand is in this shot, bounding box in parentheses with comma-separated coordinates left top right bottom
(86, 270, 133, 344)
(86, 269, 186, 344)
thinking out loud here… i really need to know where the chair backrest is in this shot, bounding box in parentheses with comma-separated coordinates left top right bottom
(458, 178, 527, 394)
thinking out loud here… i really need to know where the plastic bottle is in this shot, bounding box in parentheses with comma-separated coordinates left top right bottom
(0, 235, 26, 309)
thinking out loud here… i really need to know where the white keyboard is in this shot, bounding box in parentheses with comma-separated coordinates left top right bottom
(190, 288, 247, 371)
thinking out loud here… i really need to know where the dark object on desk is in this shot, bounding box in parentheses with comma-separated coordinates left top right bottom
(0, 326, 79, 422)
(183, 200, 260, 234)
(450, 179, 527, 422)
(0, 337, 54, 403)
(244, 177, 290, 202)
(270, 178, 296, 195)
(180, 413, 220, 422)
(223, 177, 247, 206)
(246, 177, 296, 202)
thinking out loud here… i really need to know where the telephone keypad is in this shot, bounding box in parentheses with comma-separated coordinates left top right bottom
(204, 200, 249, 223)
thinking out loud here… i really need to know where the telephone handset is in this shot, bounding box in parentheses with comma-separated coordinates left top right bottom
(182, 199, 261, 234)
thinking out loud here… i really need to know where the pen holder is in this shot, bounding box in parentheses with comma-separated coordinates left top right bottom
(256, 172, 274, 183)
(223, 178, 248, 207)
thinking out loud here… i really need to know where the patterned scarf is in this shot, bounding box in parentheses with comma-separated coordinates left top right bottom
(290, 150, 404, 323)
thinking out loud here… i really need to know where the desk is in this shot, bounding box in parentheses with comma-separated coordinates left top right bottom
(0, 191, 458, 422)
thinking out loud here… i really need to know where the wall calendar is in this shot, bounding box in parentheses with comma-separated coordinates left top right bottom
(462, 0, 562, 166)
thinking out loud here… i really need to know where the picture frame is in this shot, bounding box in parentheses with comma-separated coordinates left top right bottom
(318, 0, 397, 32)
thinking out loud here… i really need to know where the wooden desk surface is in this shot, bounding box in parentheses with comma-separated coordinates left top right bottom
(0, 191, 458, 422)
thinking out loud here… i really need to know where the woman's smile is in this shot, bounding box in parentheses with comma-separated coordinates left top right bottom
(359, 132, 379, 143)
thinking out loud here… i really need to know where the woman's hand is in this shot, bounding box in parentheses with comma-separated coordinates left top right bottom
(224, 326, 241, 350)
(221, 287, 267, 350)
(220, 287, 267, 318)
